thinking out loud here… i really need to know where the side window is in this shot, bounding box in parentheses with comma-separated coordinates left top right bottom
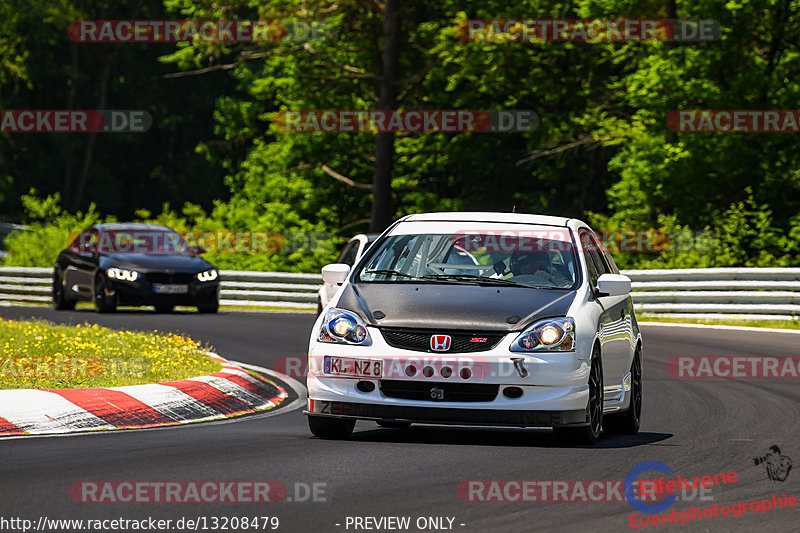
(580, 230, 601, 285)
(591, 233, 620, 274)
(587, 233, 612, 275)
(338, 241, 359, 266)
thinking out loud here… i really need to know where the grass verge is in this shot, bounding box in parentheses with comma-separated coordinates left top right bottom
(0, 317, 222, 389)
(640, 315, 800, 330)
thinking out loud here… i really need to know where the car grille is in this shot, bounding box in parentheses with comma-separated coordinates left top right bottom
(144, 272, 195, 284)
(380, 380, 499, 402)
(380, 328, 505, 353)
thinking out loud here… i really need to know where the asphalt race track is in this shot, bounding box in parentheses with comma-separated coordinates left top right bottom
(1, 307, 798, 532)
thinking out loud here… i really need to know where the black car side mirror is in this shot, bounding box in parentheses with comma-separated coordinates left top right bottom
(189, 244, 207, 255)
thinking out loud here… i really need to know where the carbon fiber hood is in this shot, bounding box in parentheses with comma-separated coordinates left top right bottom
(337, 282, 576, 332)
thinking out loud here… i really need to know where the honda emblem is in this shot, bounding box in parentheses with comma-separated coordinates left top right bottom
(430, 335, 451, 352)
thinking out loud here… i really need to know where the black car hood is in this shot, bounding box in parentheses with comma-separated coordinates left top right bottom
(99, 253, 212, 272)
(337, 282, 576, 332)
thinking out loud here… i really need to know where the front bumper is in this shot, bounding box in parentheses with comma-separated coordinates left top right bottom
(305, 327, 592, 428)
(108, 279, 219, 307)
(304, 399, 587, 427)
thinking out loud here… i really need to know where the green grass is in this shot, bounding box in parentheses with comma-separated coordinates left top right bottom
(639, 315, 800, 330)
(0, 318, 223, 389)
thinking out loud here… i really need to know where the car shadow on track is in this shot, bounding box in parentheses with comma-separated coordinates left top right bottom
(348, 425, 672, 449)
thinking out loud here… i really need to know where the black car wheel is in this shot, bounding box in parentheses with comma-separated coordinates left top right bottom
(308, 416, 355, 439)
(604, 346, 642, 435)
(93, 272, 117, 313)
(52, 267, 76, 311)
(554, 345, 603, 445)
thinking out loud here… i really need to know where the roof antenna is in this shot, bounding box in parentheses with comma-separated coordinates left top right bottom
(512, 205, 517, 213)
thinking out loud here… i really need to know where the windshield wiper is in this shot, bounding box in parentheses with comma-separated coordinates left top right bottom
(421, 274, 532, 287)
(363, 269, 419, 279)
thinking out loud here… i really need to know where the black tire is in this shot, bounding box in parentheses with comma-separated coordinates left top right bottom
(377, 421, 412, 429)
(93, 272, 116, 313)
(154, 305, 174, 313)
(197, 298, 219, 314)
(554, 345, 603, 445)
(308, 415, 355, 439)
(52, 267, 76, 311)
(604, 346, 642, 435)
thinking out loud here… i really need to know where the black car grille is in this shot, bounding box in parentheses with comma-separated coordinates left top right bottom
(380, 328, 505, 353)
(145, 272, 195, 284)
(380, 380, 499, 402)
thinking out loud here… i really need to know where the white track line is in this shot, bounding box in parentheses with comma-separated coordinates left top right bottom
(640, 321, 800, 335)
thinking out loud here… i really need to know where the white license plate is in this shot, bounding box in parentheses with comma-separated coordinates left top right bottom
(324, 356, 382, 378)
(153, 283, 189, 294)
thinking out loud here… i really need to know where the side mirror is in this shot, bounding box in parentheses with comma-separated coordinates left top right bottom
(596, 273, 631, 297)
(190, 244, 207, 255)
(322, 263, 350, 285)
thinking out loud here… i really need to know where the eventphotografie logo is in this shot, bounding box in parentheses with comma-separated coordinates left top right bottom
(1, 110, 151, 133)
(754, 445, 793, 482)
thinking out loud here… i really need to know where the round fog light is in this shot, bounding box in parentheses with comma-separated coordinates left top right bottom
(503, 386, 523, 399)
(405, 365, 417, 377)
(356, 381, 375, 393)
(460, 367, 472, 380)
(441, 366, 453, 378)
(422, 366, 435, 378)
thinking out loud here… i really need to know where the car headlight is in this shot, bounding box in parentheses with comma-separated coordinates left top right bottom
(510, 317, 575, 352)
(107, 267, 139, 281)
(197, 269, 218, 282)
(318, 308, 372, 346)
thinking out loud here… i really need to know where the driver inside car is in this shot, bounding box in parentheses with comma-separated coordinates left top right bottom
(509, 251, 572, 286)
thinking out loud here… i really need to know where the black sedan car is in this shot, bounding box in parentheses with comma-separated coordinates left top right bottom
(53, 223, 220, 313)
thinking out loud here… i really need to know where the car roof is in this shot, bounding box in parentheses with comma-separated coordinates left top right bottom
(92, 223, 174, 231)
(402, 212, 574, 227)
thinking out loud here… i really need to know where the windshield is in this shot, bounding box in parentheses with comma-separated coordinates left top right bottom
(357, 227, 579, 289)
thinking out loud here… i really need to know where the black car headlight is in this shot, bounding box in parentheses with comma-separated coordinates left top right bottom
(107, 267, 139, 281)
(197, 269, 218, 282)
(510, 317, 575, 352)
(318, 308, 372, 346)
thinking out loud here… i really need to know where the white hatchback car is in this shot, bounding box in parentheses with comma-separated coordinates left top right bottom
(305, 212, 642, 444)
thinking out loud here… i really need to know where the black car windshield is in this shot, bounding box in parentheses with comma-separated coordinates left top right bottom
(357, 228, 580, 289)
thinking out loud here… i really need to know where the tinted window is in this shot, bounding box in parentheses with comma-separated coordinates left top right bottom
(338, 241, 359, 266)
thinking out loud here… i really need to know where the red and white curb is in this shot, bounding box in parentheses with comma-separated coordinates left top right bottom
(0, 354, 289, 436)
